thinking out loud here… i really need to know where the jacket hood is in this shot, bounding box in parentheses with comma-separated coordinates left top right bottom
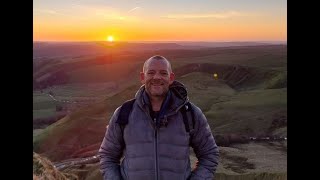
(169, 80, 189, 102)
(135, 80, 189, 113)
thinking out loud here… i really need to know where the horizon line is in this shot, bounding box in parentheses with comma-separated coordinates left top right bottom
(33, 40, 287, 43)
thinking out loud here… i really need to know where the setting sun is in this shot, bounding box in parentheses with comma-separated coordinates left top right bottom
(107, 36, 114, 42)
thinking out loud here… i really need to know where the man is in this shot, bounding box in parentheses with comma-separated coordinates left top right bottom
(99, 55, 219, 180)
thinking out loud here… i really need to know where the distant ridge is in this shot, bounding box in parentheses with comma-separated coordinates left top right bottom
(33, 42, 185, 59)
(33, 41, 285, 60)
(177, 41, 286, 47)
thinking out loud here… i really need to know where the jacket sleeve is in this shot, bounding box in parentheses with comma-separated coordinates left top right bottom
(189, 105, 219, 180)
(98, 107, 124, 180)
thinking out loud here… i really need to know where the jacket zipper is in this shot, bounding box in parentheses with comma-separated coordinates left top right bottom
(142, 106, 159, 180)
(154, 118, 159, 180)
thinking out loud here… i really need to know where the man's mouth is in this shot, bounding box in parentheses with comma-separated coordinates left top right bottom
(151, 83, 164, 86)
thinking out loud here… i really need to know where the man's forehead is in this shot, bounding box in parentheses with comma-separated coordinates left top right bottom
(147, 59, 168, 66)
(145, 59, 169, 69)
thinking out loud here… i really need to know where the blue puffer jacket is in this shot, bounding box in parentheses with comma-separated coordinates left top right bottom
(99, 81, 219, 180)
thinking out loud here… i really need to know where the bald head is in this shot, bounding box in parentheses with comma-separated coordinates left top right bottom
(143, 55, 172, 73)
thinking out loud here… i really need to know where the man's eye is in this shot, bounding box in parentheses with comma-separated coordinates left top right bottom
(161, 72, 168, 75)
(148, 72, 155, 75)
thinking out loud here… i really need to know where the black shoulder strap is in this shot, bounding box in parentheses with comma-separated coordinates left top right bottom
(180, 102, 195, 133)
(116, 98, 136, 132)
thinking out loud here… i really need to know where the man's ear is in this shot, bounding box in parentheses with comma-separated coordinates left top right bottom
(169, 72, 175, 85)
(140, 72, 145, 84)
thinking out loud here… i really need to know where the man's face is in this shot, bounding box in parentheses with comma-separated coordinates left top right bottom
(140, 59, 175, 98)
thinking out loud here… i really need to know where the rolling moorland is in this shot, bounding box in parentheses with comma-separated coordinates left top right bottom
(33, 42, 287, 180)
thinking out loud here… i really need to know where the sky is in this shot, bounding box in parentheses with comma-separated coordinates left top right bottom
(33, 0, 287, 42)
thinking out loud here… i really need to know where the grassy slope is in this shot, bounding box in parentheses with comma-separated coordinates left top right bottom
(33, 92, 60, 119)
(33, 92, 57, 110)
(33, 56, 143, 120)
(208, 88, 286, 135)
(33, 83, 140, 161)
(67, 61, 142, 83)
(177, 72, 287, 136)
(33, 70, 139, 121)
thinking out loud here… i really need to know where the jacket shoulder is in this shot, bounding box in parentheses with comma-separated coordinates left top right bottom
(188, 102, 203, 116)
(187, 102, 209, 126)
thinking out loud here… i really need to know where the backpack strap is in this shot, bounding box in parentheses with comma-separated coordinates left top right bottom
(116, 98, 195, 135)
(180, 102, 195, 133)
(116, 98, 136, 133)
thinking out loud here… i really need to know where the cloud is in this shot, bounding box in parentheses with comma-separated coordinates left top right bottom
(128, 7, 141, 13)
(34, 9, 65, 16)
(34, 4, 140, 22)
(161, 11, 248, 19)
(66, 4, 129, 21)
(34, 8, 91, 21)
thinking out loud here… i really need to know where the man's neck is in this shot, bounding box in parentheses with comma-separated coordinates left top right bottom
(150, 96, 164, 111)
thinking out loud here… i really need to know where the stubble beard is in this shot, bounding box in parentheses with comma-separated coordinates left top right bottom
(145, 80, 169, 98)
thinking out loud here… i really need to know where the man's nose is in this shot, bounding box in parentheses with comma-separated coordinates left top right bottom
(153, 72, 161, 79)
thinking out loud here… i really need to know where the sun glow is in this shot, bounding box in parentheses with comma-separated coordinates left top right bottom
(107, 36, 114, 42)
